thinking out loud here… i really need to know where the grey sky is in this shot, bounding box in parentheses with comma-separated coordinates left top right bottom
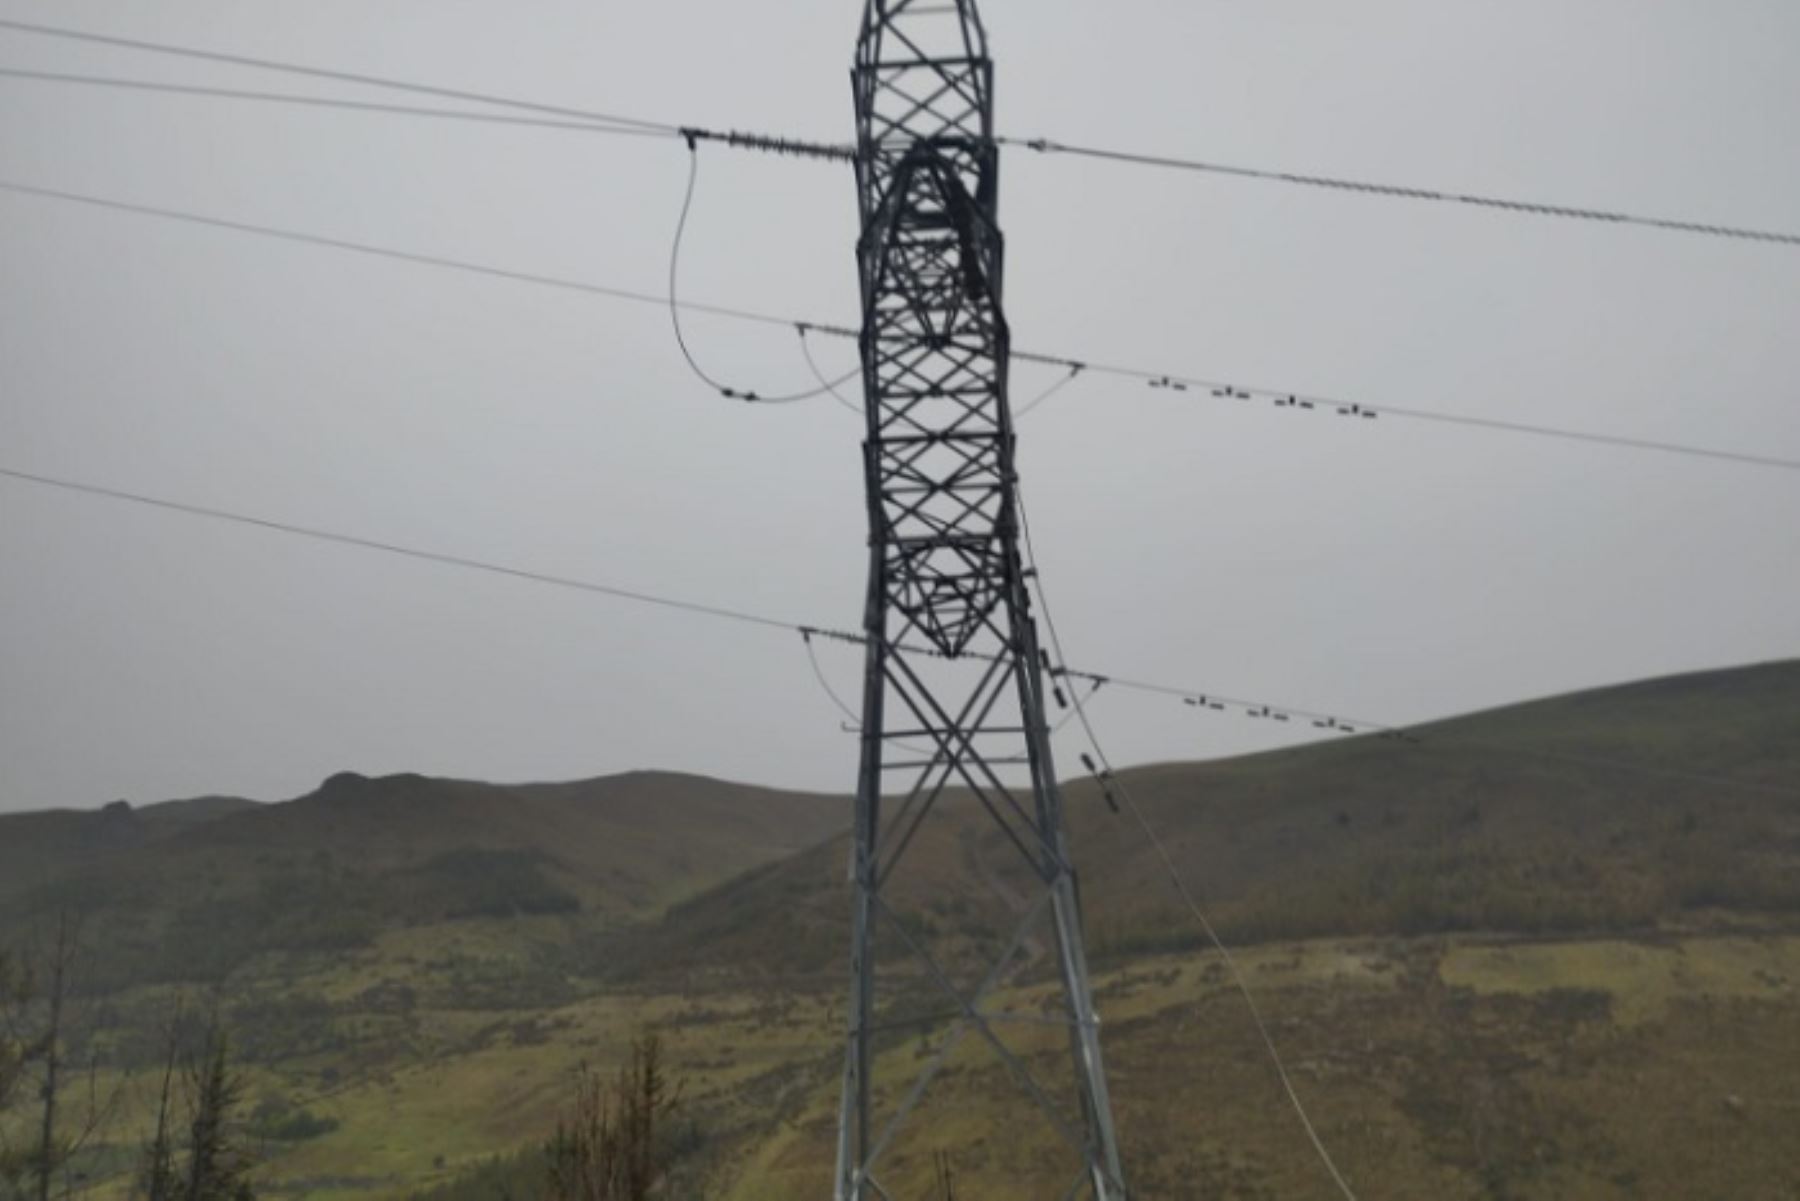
(2, 0, 1796, 813)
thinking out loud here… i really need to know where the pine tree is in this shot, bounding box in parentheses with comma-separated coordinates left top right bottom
(182, 1025, 252, 1201)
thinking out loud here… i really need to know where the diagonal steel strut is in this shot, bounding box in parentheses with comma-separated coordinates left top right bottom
(834, 3, 1129, 1198)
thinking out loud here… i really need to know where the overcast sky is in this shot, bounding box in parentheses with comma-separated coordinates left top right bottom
(2, 0, 1796, 813)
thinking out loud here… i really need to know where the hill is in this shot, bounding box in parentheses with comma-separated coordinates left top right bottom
(0, 794, 258, 895)
(1, 661, 1795, 1201)
(636, 660, 1800, 983)
(0, 770, 847, 988)
(1076, 658, 1800, 945)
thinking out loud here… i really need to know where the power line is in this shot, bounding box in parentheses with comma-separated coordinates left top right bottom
(5, 177, 1797, 474)
(1016, 487, 1361, 1201)
(800, 630, 936, 757)
(1013, 363, 1085, 418)
(1109, 776, 1364, 1201)
(668, 142, 855, 403)
(6, 14, 1791, 250)
(0, 15, 679, 132)
(678, 126, 856, 164)
(0, 62, 856, 161)
(1072, 666, 1399, 737)
(1051, 676, 1106, 737)
(801, 629, 866, 727)
(1002, 136, 1800, 249)
(0, 178, 817, 332)
(1021, 484, 1796, 1192)
(1011, 354, 1800, 473)
(796, 325, 866, 415)
(795, 327, 1086, 422)
(0, 464, 795, 634)
(0, 65, 671, 136)
(4, 462, 1791, 805)
(1014, 489, 1800, 804)
(802, 624, 1094, 751)
(0, 460, 1388, 751)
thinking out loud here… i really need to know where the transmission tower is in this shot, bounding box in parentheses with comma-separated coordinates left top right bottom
(835, 2, 1128, 1198)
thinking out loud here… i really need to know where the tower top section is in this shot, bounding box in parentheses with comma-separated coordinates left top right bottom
(853, 0, 995, 219)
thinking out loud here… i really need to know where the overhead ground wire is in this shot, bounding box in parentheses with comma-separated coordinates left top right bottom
(0, 65, 671, 136)
(0, 15, 678, 131)
(5, 17, 1790, 245)
(1001, 136, 1800, 248)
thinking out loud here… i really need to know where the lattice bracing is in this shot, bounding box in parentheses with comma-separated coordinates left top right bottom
(835, 3, 1130, 1199)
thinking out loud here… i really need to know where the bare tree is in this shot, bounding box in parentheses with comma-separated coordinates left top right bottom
(31, 916, 74, 1201)
(1, 949, 32, 1199)
(135, 1005, 183, 1201)
(1, 914, 121, 1201)
(0, 951, 25, 1107)
(544, 1034, 675, 1201)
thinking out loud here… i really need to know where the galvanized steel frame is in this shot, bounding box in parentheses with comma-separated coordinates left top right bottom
(834, 3, 1128, 1198)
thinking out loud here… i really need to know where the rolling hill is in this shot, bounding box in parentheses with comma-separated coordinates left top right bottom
(1, 660, 1796, 1201)
(0, 770, 847, 987)
(631, 659, 1800, 983)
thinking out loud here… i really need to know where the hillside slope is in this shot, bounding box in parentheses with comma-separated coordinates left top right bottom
(639, 660, 1800, 979)
(0, 770, 846, 986)
(0, 794, 258, 899)
(2, 662, 1795, 1201)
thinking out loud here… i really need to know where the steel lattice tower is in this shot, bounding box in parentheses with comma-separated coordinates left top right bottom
(835, 2, 1128, 1198)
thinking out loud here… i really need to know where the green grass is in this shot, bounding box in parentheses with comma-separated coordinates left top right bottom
(4, 660, 1799, 1199)
(11, 927, 1799, 1201)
